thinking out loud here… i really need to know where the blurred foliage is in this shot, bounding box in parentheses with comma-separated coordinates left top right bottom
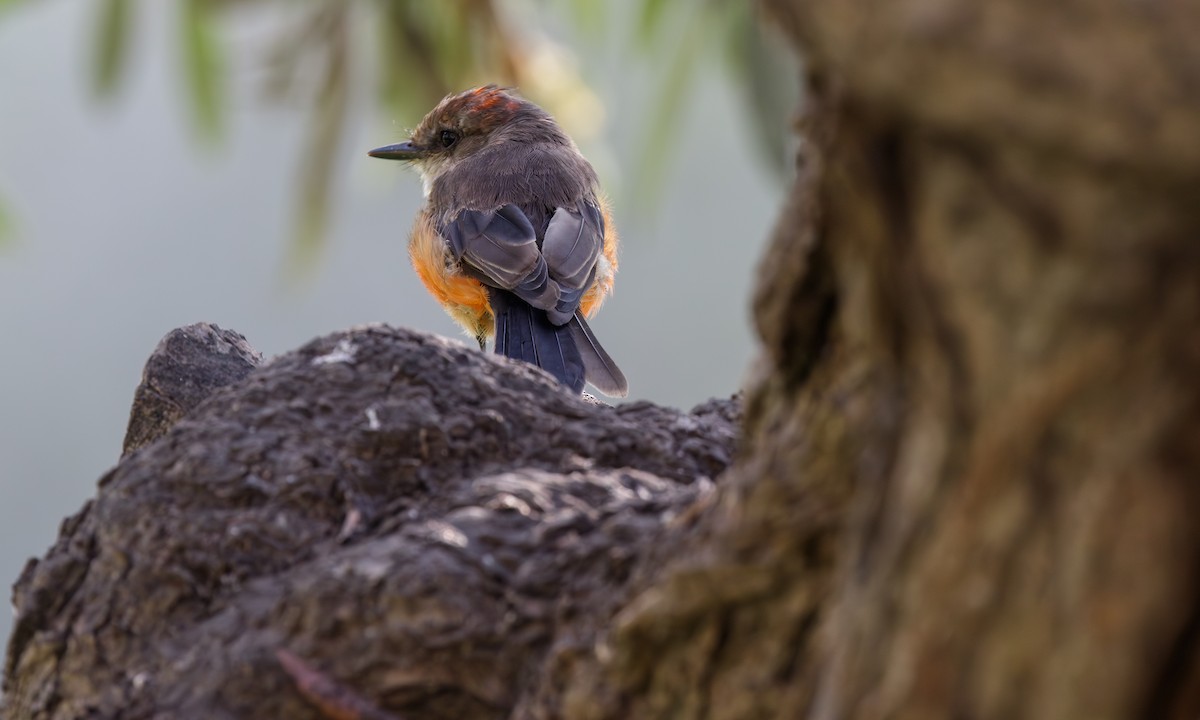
(180, 0, 224, 141)
(0, 195, 11, 247)
(0, 0, 30, 245)
(629, 0, 797, 203)
(93, 0, 130, 98)
(70, 0, 794, 267)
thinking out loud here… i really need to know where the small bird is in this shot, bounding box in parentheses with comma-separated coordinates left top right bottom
(369, 86, 627, 397)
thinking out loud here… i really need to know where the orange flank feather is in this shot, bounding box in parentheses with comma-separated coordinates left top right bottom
(579, 195, 618, 319)
(409, 210, 492, 341)
(408, 193, 619, 345)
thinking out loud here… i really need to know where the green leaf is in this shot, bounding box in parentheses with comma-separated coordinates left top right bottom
(377, 3, 447, 122)
(180, 0, 224, 141)
(0, 195, 14, 247)
(632, 8, 707, 207)
(424, 1, 486, 91)
(92, 0, 131, 98)
(637, 0, 671, 47)
(569, 0, 607, 38)
(725, 3, 797, 177)
(286, 13, 349, 279)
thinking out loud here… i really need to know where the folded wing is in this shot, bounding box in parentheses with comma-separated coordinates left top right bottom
(443, 204, 557, 312)
(542, 202, 605, 324)
(442, 202, 626, 396)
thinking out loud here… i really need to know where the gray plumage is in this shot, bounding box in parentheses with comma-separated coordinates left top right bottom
(373, 86, 628, 397)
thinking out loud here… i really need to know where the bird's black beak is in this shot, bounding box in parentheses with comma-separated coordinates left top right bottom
(367, 141, 421, 160)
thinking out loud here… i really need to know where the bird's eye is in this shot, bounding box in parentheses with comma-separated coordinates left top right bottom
(439, 130, 459, 148)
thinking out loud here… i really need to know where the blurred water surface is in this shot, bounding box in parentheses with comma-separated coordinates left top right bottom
(0, 1, 784, 651)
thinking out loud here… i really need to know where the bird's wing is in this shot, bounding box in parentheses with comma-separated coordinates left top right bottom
(541, 201, 605, 325)
(443, 204, 558, 312)
(445, 201, 624, 396)
(444, 201, 606, 324)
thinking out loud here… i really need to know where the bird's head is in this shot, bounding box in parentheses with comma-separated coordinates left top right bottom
(368, 85, 567, 194)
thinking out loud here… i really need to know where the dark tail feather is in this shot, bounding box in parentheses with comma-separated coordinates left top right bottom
(490, 288, 585, 393)
(567, 313, 628, 397)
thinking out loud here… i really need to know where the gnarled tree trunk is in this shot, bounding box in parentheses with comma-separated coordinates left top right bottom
(563, 1, 1200, 718)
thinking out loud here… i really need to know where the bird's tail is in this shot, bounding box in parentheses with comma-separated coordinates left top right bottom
(566, 313, 627, 397)
(489, 289, 627, 397)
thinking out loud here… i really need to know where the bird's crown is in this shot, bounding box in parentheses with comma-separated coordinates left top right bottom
(414, 85, 545, 144)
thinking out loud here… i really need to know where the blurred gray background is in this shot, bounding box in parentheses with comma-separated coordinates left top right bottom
(0, 1, 788, 652)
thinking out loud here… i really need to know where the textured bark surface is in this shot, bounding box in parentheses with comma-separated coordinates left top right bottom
(761, 3, 1200, 719)
(7, 0, 1200, 717)
(122, 323, 262, 456)
(3, 326, 739, 719)
(555, 1, 1200, 719)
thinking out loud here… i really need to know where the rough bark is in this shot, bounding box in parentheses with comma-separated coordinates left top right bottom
(558, 1, 1200, 719)
(765, 3, 1200, 718)
(3, 325, 739, 719)
(122, 323, 262, 456)
(7, 0, 1200, 718)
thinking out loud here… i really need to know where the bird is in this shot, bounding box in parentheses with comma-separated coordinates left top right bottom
(368, 85, 628, 397)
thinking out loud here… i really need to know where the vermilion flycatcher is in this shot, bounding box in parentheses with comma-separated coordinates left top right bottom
(369, 86, 627, 397)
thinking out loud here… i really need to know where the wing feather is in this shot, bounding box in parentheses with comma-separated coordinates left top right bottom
(542, 202, 605, 324)
(443, 205, 557, 311)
